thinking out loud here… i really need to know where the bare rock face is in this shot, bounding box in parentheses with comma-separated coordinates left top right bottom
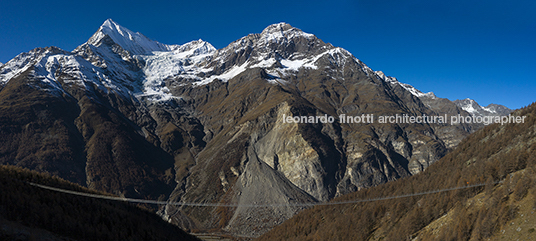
(224, 146, 317, 236)
(251, 103, 335, 201)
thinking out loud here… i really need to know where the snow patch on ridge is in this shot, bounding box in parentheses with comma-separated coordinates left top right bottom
(191, 46, 351, 85)
(481, 106, 497, 114)
(375, 71, 435, 98)
(462, 102, 478, 115)
(194, 62, 249, 86)
(250, 58, 277, 69)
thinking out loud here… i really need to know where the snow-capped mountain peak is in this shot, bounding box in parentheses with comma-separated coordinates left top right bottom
(259, 22, 315, 45)
(87, 19, 179, 55)
(262, 22, 293, 33)
(453, 98, 512, 117)
(174, 39, 216, 58)
(69, 20, 220, 102)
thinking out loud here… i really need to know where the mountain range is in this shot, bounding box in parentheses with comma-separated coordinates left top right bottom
(0, 19, 512, 237)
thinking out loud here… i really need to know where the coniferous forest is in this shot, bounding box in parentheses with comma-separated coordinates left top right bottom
(0, 165, 200, 241)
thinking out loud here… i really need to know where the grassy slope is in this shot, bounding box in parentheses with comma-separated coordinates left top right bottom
(257, 102, 536, 241)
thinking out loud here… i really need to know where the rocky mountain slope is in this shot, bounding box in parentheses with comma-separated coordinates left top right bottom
(258, 102, 535, 241)
(0, 19, 510, 237)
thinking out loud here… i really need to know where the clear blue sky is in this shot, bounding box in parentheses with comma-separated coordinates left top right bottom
(1, 0, 534, 109)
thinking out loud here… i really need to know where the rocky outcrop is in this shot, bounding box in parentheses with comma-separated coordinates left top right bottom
(224, 146, 317, 236)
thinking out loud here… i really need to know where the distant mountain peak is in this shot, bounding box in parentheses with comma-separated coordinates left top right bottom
(259, 22, 316, 44)
(86, 19, 178, 55)
(261, 22, 294, 34)
(453, 98, 512, 116)
(175, 39, 216, 56)
(100, 18, 121, 32)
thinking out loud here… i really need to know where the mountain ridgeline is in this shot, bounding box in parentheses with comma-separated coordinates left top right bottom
(0, 19, 511, 237)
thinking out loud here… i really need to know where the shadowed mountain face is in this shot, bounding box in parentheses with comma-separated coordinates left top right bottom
(0, 20, 508, 236)
(0, 165, 201, 241)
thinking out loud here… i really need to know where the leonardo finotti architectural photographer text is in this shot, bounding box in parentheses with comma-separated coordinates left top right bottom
(282, 114, 526, 125)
